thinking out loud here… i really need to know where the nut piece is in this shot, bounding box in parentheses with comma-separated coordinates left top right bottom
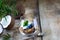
(23, 27, 35, 34)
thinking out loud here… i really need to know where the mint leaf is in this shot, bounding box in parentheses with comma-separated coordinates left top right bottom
(23, 20, 28, 26)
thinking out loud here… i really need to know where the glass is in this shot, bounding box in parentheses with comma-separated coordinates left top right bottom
(19, 11, 40, 40)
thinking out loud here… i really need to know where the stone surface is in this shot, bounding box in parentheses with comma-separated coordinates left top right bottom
(39, 0, 60, 40)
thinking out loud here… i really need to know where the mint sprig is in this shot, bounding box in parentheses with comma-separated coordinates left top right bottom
(23, 20, 28, 26)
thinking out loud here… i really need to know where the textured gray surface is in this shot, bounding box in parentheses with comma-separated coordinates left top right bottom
(39, 0, 60, 40)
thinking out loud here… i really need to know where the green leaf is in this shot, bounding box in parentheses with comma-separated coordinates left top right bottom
(23, 20, 28, 26)
(3, 33, 11, 40)
(0, 0, 18, 19)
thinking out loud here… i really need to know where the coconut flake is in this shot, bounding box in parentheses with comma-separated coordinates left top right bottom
(0, 15, 11, 28)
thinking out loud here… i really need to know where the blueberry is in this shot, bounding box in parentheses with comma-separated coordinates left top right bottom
(27, 24, 34, 29)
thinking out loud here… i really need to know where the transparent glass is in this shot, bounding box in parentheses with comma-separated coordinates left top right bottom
(19, 12, 40, 40)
